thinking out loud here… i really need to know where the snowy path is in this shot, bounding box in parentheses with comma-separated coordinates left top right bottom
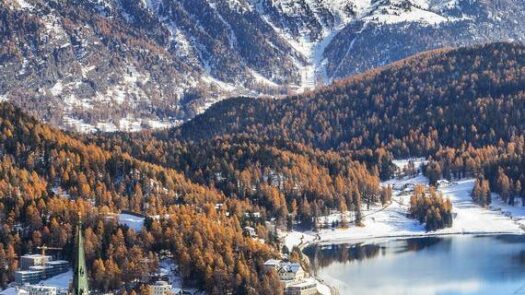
(283, 160, 525, 249)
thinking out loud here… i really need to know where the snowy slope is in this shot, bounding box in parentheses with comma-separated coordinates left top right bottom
(3, 0, 525, 132)
(282, 159, 525, 249)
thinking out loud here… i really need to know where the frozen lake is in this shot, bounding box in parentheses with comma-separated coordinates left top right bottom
(304, 234, 525, 295)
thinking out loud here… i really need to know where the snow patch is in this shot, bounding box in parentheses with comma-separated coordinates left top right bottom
(118, 117, 143, 132)
(63, 117, 97, 133)
(50, 81, 64, 96)
(118, 213, 145, 232)
(96, 122, 118, 133)
(284, 162, 524, 249)
(248, 68, 279, 87)
(7, 0, 34, 11)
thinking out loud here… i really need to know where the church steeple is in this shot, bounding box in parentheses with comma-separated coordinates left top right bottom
(71, 213, 89, 295)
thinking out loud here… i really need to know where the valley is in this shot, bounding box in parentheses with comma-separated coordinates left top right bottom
(2, 14, 525, 292)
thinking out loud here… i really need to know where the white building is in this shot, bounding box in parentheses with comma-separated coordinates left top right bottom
(285, 279, 318, 295)
(278, 262, 306, 283)
(149, 280, 172, 295)
(17, 285, 57, 295)
(20, 255, 52, 270)
(264, 259, 282, 272)
(263, 259, 307, 284)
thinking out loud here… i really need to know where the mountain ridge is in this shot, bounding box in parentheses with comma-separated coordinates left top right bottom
(2, 0, 525, 132)
(174, 42, 525, 154)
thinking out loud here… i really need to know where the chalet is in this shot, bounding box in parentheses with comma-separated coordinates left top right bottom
(243, 226, 257, 238)
(278, 262, 306, 284)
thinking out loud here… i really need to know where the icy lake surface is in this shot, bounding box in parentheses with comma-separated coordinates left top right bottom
(304, 235, 525, 295)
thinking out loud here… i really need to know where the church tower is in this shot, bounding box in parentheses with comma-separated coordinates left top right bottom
(71, 213, 89, 295)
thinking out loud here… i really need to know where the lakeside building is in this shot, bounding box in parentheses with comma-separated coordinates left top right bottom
(284, 279, 318, 295)
(264, 259, 306, 284)
(264, 259, 321, 295)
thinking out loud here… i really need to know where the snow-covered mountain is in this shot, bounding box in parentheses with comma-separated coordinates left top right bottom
(1, 0, 525, 132)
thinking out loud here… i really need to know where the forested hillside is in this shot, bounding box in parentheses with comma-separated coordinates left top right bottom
(5, 41, 525, 294)
(0, 98, 390, 294)
(169, 42, 525, 213)
(0, 103, 291, 294)
(177, 43, 525, 155)
(4, 0, 525, 132)
(91, 134, 390, 229)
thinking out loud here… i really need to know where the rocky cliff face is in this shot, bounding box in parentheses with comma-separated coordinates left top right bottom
(1, 0, 525, 132)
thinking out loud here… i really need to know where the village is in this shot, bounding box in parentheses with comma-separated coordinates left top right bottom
(1, 207, 330, 295)
(4, 158, 525, 295)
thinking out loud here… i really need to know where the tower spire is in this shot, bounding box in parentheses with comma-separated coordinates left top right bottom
(71, 212, 89, 295)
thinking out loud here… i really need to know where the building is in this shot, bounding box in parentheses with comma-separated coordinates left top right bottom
(18, 285, 58, 295)
(15, 270, 44, 285)
(243, 212, 261, 219)
(285, 279, 318, 295)
(20, 255, 52, 270)
(44, 261, 69, 277)
(149, 280, 172, 295)
(15, 259, 69, 284)
(263, 260, 307, 284)
(263, 259, 282, 272)
(243, 226, 257, 238)
(277, 262, 306, 283)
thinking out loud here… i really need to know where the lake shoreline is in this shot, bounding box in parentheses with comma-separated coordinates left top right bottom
(298, 229, 524, 294)
(300, 230, 524, 249)
(286, 159, 525, 295)
(301, 233, 525, 295)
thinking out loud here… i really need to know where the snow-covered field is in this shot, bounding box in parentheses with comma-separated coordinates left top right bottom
(282, 159, 525, 249)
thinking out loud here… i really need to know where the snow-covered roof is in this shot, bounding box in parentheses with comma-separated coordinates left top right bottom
(264, 259, 282, 266)
(46, 260, 69, 265)
(15, 270, 43, 275)
(279, 262, 303, 273)
(20, 254, 52, 259)
(28, 265, 50, 270)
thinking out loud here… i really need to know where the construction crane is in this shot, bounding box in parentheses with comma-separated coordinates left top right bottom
(37, 245, 62, 257)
